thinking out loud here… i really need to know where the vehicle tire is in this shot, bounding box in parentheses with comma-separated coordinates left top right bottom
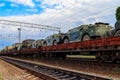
(82, 34, 91, 41)
(114, 30, 120, 36)
(43, 42, 47, 46)
(53, 40, 57, 45)
(63, 38, 69, 44)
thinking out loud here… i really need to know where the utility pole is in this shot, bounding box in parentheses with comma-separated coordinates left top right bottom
(0, 19, 61, 43)
(18, 28, 21, 43)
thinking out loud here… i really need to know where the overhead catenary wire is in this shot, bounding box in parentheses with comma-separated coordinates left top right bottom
(0, 19, 60, 31)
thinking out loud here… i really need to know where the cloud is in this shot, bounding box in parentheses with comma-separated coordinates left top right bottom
(26, 8, 38, 12)
(8, 0, 35, 7)
(10, 3, 18, 7)
(0, 0, 120, 44)
(0, 3, 5, 7)
(39, 0, 119, 27)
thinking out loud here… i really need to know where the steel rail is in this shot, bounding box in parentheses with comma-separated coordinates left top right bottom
(0, 57, 112, 80)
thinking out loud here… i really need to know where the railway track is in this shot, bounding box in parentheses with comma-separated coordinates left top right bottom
(0, 57, 111, 80)
(17, 57, 120, 79)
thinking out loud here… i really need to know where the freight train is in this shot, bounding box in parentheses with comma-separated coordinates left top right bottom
(0, 21, 120, 61)
(1, 7, 120, 62)
(1, 22, 112, 50)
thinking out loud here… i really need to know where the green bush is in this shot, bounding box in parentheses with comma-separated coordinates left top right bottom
(116, 7, 120, 21)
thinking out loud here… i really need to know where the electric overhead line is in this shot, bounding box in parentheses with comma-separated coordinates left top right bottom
(0, 19, 60, 31)
(0, 19, 61, 43)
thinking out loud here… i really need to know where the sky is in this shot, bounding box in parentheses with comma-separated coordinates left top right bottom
(0, 0, 120, 49)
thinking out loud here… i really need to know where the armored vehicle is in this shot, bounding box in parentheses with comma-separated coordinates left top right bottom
(12, 43, 22, 51)
(32, 39, 45, 48)
(62, 22, 111, 43)
(43, 33, 65, 46)
(4, 46, 13, 52)
(112, 21, 120, 36)
(22, 39, 35, 49)
(112, 7, 120, 36)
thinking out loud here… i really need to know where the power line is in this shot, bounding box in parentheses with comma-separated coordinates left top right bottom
(0, 19, 60, 31)
(0, 19, 61, 43)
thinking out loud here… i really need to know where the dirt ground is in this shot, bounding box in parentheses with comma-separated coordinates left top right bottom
(0, 59, 42, 80)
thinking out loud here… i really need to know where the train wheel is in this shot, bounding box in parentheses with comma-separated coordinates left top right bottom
(42, 53, 46, 59)
(46, 53, 50, 59)
(82, 34, 91, 41)
(55, 53, 59, 59)
(96, 52, 103, 62)
(96, 52, 120, 62)
(43, 42, 47, 46)
(114, 30, 120, 36)
(96, 52, 111, 62)
(112, 52, 120, 63)
(61, 53, 66, 60)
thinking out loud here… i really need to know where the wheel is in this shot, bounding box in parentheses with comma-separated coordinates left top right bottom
(112, 52, 120, 63)
(82, 34, 91, 41)
(43, 42, 47, 46)
(63, 38, 69, 44)
(114, 30, 120, 36)
(96, 52, 103, 62)
(61, 53, 66, 60)
(96, 52, 107, 62)
(96, 52, 116, 62)
(53, 40, 57, 45)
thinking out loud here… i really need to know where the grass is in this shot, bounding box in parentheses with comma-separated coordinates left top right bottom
(67, 55, 96, 59)
(0, 74, 3, 80)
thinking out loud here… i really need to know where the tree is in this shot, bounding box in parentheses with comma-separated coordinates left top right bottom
(116, 7, 120, 21)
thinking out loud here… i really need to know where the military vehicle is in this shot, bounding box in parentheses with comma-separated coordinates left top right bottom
(32, 39, 45, 48)
(62, 22, 112, 43)
(22, 39, 35, 49)
(17, 44, 22, 50)
(113, 6, 120, 36)
(12, 43, 22, 50)
(112, 6, 120, 36)
(43, 33, 65, 46)
(112, 21, 120, 36)
(4, 46, 13, 52)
